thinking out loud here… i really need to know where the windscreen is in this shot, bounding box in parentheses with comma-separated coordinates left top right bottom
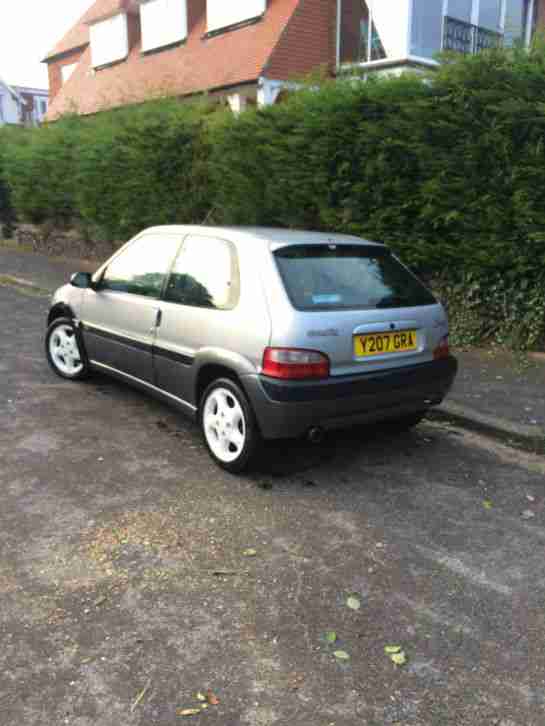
(274, 244, 436, 311)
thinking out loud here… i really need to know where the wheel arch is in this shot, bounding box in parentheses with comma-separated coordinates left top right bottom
(47, 303, 75, 327)
(194, 350, 257, 408)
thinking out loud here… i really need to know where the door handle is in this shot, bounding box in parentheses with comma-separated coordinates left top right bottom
(155, 309, 163, 328)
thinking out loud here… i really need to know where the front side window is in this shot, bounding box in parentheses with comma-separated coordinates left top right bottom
(274, 245, 436, 312)
(164, 235, 239, 310)
(101, 234, 181, 298)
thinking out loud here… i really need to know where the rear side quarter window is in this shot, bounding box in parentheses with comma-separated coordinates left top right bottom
(164, 235, 240, 310)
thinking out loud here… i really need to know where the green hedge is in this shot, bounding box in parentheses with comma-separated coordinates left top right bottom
(0, 46, 544, 348)
(0, 127, 18, 237)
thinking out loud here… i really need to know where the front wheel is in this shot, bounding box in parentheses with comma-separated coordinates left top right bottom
(199, 378, 261, 473)
(45, 317, 89, 381)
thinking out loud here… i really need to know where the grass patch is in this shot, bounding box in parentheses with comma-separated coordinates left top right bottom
(0, 274, 50, 297)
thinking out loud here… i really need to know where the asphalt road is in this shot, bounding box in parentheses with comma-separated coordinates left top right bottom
(1, 284, 545, 726)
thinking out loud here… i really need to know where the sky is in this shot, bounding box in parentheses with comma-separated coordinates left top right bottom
(0, 0, 93, 89)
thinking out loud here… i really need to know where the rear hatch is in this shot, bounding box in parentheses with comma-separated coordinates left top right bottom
(272, 243, 446, 377)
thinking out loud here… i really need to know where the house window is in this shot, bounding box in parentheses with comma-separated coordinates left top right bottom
(140, 0, 188, 53)
(61, 63, 78, 83)
(411, 0, 536, 59)
(207, 0, 266, 34)
(89, 13, 129, 68)
(39, 99, 47, 115)
(339, 1, 387, 64)
(411, 0, 444, 58)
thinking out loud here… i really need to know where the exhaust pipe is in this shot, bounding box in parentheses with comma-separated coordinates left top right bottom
(308, 427, 325, 445)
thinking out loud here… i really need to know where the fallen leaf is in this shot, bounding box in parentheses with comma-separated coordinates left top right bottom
(131, 680, 151, 712)
(196, 692, 206, 702)
(526, 495, 536, 503)
(521, 509, 535, 520)
(94, 596, 107, 607)
(384, 645, 402, 654)
(177, 708, 202, 717)
(483, 500, 493, 510)
(390, 651, 407, 666)
(346, 595, 361, 611)
(333, 650, 350, 661)
(324, 631, 337, 643)
(206, 689, 220, 706)
(243, 549, 257, 557)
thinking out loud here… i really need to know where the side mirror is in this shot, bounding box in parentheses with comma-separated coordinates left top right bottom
(70, 272, 94, 289)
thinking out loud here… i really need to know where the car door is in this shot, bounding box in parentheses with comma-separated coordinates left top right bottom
(153, 234, 240, 405)
(80, 232, 183, 383)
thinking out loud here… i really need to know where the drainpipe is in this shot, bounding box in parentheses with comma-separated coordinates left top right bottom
(336, 0, 342, 71)
(525, 0, 535, 47)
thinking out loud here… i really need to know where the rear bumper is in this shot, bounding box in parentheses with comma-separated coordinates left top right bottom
(242, 356, 458, 440)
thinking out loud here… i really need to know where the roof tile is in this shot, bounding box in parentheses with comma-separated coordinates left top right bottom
(46, 0, 301, 119)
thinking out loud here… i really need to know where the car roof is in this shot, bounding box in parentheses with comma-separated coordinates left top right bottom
(141, 225, 385, 249)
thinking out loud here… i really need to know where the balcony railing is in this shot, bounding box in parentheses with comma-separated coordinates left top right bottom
(443, 16, 503, 55)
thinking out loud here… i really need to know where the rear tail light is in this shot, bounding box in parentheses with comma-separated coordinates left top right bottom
(433, 335, 450, 360)
(262, 347, 330, 380)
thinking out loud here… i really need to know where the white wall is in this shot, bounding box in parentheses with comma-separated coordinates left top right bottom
(0, 85, 22, 125)
(368, 0, 411, 59)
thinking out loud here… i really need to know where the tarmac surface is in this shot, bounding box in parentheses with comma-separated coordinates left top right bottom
(1, 281, 545, 725)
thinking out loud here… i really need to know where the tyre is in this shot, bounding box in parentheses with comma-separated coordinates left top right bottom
(45, 317, 90, 381)
(199, 378, 261, 473)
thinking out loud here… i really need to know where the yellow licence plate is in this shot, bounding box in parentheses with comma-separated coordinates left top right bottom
(354, 330, 418, 357)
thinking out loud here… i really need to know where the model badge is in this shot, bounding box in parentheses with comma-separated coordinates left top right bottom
(308, 329, 340, 338)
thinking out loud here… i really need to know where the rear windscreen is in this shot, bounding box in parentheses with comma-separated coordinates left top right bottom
(274, 245, 436, 311)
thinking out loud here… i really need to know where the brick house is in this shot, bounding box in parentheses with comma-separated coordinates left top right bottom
(44, 0, 545, 121)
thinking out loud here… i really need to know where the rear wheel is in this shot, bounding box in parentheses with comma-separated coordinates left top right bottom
(387, 411, 427, 432)
(199, 378, 260, 473)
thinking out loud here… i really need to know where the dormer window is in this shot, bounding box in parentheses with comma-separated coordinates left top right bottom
(89, 12, 129, 69)
(207, 0, 266, 34)
(140, 0, 188, 53)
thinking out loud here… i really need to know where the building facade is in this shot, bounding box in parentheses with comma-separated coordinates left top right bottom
(43, 0, 545, 121)
(0, 78, 49, 126)
(340, 0, 545, 73)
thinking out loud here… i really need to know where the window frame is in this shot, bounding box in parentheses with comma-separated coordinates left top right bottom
(162, 234, 241, 311)
(97, 232, 184, 300)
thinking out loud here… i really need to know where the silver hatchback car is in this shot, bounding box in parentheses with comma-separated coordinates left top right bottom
(46, 226, 457, 472)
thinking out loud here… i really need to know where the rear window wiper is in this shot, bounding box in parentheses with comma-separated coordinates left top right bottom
(375, 294, 412, 309)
